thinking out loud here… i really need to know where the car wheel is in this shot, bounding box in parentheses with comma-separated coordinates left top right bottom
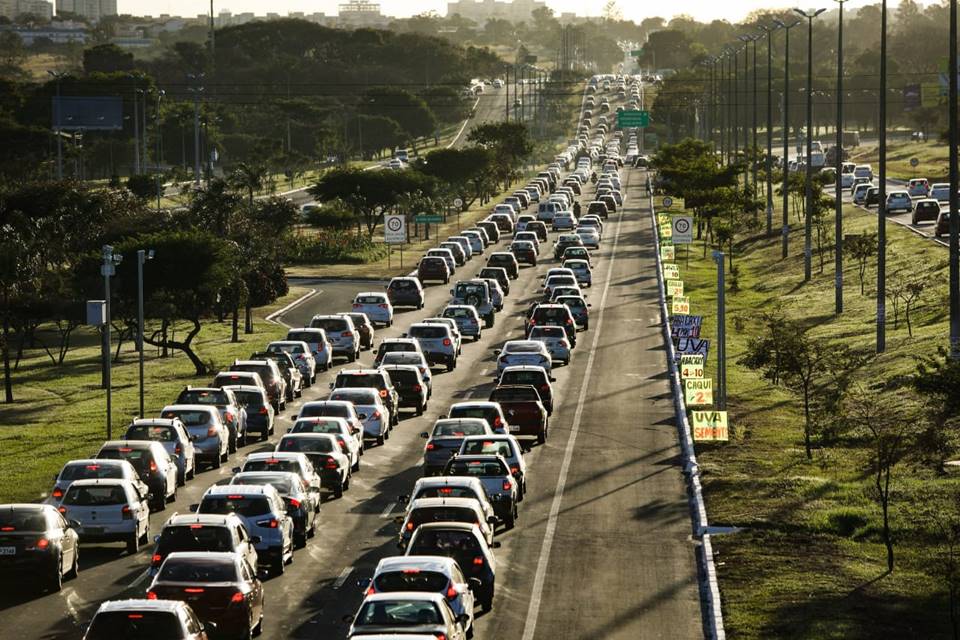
(447, 359, 455, 372)
(504, 508, 516, 530)
(126, 531, 140, 555)
(376, 434, 385, 446)
(296, 385, 302, 399)
(384, 428, 391, 441)
(343, 471, 351, 491)
(177, 468, 186, 487)
(253, 608, 264, 637)
(334, 479, 344, 499)
(187, 456, 196, 480)
(47, 555, 63, 592)
(272, 555, 285, 576)
(352, 456, 361, 473)
(152, 487, 167, 512)
(167, 484, 177, 503)
(294, 531, 307, 549)
(482, 591, 494, 612)
(537, 427, 547, 445)
(229, 433, 237, 454)
(221, 446, 229, 463)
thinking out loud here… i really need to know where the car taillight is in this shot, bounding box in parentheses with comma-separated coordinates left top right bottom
(366, 585, 376, 596)
(152, 553, 163, 565)
(435, 634, 447, 640)
(184, 588, 204, 594)
(510, 465, 520, 475)
(472, 556, 484, 566)
(288, 499, 301, 509)
(442, 339, 452, 346)
(230, 591, 245, 603)
(146, 591, 157, 600)
(342, 331, 353, 337)
(529, 320, 536, 326)
(260, 407, 269, 415)
(379, 389, 388, 398)
(149, 460, 158, 473)
(174, 445, 182, 455)
(413, 384, 422, 392)
(325, 459, 338, 470)
(256, 518, 279, 528)
(378, 303, 389, 309)
(566, 318, 573, 324)
(426, 442, 436, 451)
(122, 505, 132, 520)
(52, 486, 63, 499)
(352, 303, 361, 308)
(541, 384, 550, 391)
(225, 412, 235, 424)
(372, 411, 382, 419)
(57, 506, 67, 515)
(446, 584, 458, 599)
(406, 522, 414, 531)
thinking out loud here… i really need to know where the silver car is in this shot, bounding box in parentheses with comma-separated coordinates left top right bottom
(494, 340, 552, 377)
(329, 387, 391, 445)
(310, 315, 360, 362)
(405, 323, 458, 371)
(59, 479, 151, 554)
(563, 259, 593, 287)
(528, 325, 572, 365)
(268, 340, 318, 384)
(122, 418, 197, 486)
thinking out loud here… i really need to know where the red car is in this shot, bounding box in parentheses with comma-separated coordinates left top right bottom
(488, 385, 548, 448)
(417, 256, 450, 284)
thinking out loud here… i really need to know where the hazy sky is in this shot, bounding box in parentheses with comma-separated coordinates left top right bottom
(120, 0, 852, 24)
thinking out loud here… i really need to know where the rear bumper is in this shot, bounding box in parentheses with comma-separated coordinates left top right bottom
(76, 523, 137, 541)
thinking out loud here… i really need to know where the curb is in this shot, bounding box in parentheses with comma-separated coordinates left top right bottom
(265, 288, 318, 326)
(648, 192, 725, 640)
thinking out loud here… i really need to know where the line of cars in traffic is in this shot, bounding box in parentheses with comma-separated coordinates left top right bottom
(0, 79, 628, 640)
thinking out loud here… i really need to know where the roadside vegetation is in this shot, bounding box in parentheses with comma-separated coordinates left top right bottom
(655, 139, 960, 638)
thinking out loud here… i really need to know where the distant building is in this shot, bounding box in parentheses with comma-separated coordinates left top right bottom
(446, 0, 545, 25)
(55, 0, 115, 22)
(0, 23, 86, 43)
(337, 0, 388, 28)
(0, 0, 53, 20)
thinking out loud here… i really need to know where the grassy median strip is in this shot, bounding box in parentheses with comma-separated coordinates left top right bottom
(658, 194, 958, 637)
(0, 289, 306, 504)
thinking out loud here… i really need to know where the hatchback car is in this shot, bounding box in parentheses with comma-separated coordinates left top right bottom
(97, 440, 178, 511)
(494, 341, 553, 378)
(561, 245, 592, 266)
(908, 178, 930, 197)
(227, 360, 286, 412)
(418, 256, 451, 284)
(250, 350, 303, 402)
(553, 233, 584, 259)
(886, 191, 913, 213)
(461, 230, 485, 254)
(913, 198, 941, 224)
(150, 513, 259, 577)
(525, 220, 549, 243)
(160, 405, 229, 471)
(332, 369, 400, 424)
(405, 323, 458, 370)
(931, 182, 952, 203)
(310, 314, 360, 361)
(0, 503, 79, 591)
(510, 240, 538, 266)
(283, 329, 332, 372)
(288, 416, 363, 470)
(147, 551, 264, 639)
(420, 317, 463, 353)
(49, 459, 148, 506)
(329, 388, 392, 445)
(440, 241, 468, 266)
(378, 352, 434, 395)
(528, 303, 578, 341)
(59, 479, 150, 554)
(486, 252, 519, 279)
(345, 592, 468, 640)
(340, 312, 376, 351)
(552, 212, 578, 231)
(397, 497, 495, 550)
(175, 386, 247, 451)
(442, 454, 519, 528)
(564, 259, 593, 287)
(575, 227, 601, 249)
(399, 476, 495, 525)
(441, 305, 483, 341)
(426, 248, 457, 274)
(267, 339, 318, 384)
(420, 418, 493, 476)
(83, 599, 207, 640)
(295, 401, 364, 441)
(405, 523, 499, 612)
(528, 325, 572, 365)
(498, 365, 556, 414)
(478, 267, 510, 295)
(122, 418, 197, 486)
(449, 280, 496, 327)
(228, 471, 318, 546)
(936, 209, 954, 237)
(386, 277, 425, 309)
(380, 364, 429, 416)
(276, 433, 351, 498)
(222, 385, 274, 442)
(352, 292, 394, 327)
(234, 451, 322, 496)
(459, 434, 528, 498)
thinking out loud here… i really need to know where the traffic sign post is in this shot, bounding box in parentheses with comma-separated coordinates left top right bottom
(384, 214, 406, 244)
(617, 110, 650, 128)
(672, 216, 694, 244)
(662, 197, 674, 209)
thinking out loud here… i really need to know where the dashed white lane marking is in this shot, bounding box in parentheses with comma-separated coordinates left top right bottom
(520, 187, 627, 640)
(332, 565, 354, 589)
(380, 502, 397, 518)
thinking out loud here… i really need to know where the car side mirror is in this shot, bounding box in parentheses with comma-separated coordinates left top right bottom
(449, 289, 454, 295)
(52, 474, 58, 483)
(491, 541, 502, 549)
(457, 613, 470, 627)
(487, 516, 497, 524)
(587, 303, 593, 307)
(357, 577, 372, 589)
(69, 519, 82, 529)
(550, 377, 557, 383)
(153, 535, 161, 543)
(249, 535, 262, 544)
(401, 333, 407, 338)
(493, 349, 501, 355)
(189, 503, 199, 513)
(232, 466, 241, 473)
(420, 432, 429, 439)
(328, 382, 334, 389)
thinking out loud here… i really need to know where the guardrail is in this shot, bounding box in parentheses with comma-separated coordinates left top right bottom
(647, 189, 726, 640)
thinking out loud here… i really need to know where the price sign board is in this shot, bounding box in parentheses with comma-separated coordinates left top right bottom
(672, 315, 703, 339)
(663, 264, 680, 280)
(667, 279, 684, 297)
(661, 245, 675, 261)
(673, 338, 710, 364)
(384, 214, 406, 244)
(672, 296, 690, 314)
(680, 354, 705, 379)
(657, 213, 671, 226)
(691, 411, 729, 441)
(684, 378, 714, 406)
(659, 223, 673, 239)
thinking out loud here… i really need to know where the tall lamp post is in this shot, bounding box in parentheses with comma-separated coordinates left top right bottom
(48, 70, 67, 180)
(758, 23, 781, 236)
(155, 89, 165, 213)
(950, 0, 959, 357)
(834, 0, 848, 315)
(878, 0, 888, 353)
(794, 7, 825, 282)
(101, 246, 122, 439)
(187, 73, 204, 186)
(136, 249, 154, 418)
(774, 19, 801, 259)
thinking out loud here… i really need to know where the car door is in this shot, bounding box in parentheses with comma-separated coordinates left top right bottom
(54, 512, 78, 569)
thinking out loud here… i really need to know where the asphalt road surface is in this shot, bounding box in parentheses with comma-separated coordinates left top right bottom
(0, 163, 703, 639)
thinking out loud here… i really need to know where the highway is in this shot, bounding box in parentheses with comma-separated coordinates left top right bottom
(0, 160, 704, 638)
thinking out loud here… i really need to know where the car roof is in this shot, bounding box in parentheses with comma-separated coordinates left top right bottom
(62, 458, 129, 468)
(96, 599, 186, 614)
(66, 478, 135, 489)
(361, 591, 447, 604)
(130, 418, 180, 428)
(501, 365, 550, 375)
(100, 440, 157, 449)
(160, 404, 219, 414)
(410, 497, 483, 509)
(245, 452, 306, 462)
(450, 401, 501, 410)
(166, 513, 240, 526)
(434, 418, 490, 427)
(412, 521, 480, 533)
(376, 555, 457, 575)
(221, 385, 266, 394)
(204, 484, 275, 497)
(355, 291, 388, 298)
(414, 476, 484, 489)
(280, 432, 338, 443)
(337, 368, 382, 376)
(0, 503, 53, 514)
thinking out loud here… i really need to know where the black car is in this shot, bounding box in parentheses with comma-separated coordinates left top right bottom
(380, 364, 428, 415)
(386, 277, 425, 309)
(510, 242, 537, 266)
(486, 252, 519, 279)
(865, 186, 880, 207)
(406, 522, 499, 612)
(476, 221, 501, 244)
(478, 267, 510, 296)
(341, 312, 375, 350)
(525, 221, 549, 243)
(0, 504, 79, 592)
(250, 350, 303, 400)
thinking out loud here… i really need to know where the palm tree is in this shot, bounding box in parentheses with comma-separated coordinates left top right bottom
(229, 162, 272, 205)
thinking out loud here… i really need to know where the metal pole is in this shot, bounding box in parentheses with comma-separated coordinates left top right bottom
(714, 250, 727, 410)
(720, 56, 726, 163)
(775, 20, 800, 259)
(156, 90, 164, 213)
(141, 89, 148, 173)
(951, 0, 960, 357)
(52, 73, 63, 179)
(101, 246, 117, 439)
(733, 49, 739, 165)
(505, 66, 510, 121)
(752, 37, 758, 199)
(835, 0, 847, 315)
(137, 250, 145, 418)
(764, 25, 777, 236)
(805, 16, 814, 281)
(877, 0, 887, 352)
(132, 83, 140, 174)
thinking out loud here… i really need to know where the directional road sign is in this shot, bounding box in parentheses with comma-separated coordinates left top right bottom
(414, 214, 443, 224)
(617, 110, 650, 128)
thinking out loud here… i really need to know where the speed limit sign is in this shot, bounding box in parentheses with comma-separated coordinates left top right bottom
(663, 196, 674, 208)
(672, 216, 693, 244)
(453, 198, 463, 209)
(384, 214, 406, 244)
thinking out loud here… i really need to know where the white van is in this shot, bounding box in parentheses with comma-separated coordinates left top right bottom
(537, 202, 560, 222)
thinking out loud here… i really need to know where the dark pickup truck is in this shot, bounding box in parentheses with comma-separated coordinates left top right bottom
(488, 385, 548, 448)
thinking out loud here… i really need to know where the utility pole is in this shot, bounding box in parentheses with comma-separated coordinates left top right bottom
(775, 19, 801, 259)
(140, 88, 148, 172)
(48, 70, 66, 180)
(835, 0, 848, 315)
(719, 54, 727, 163)
(187, 73, 204, 186)
(713, 250, 727, 410)
(733, 47, 740, 166)
(751, 35, 758, 199)
(136, 249, 154, 418)
(132, 80, 140, 174)
(877, 0, 888, 353)
(101, 246, 121, 439)
(155, 90, 164, 212)
(759, 24, 780, 236)
(951, 0, 959, 357)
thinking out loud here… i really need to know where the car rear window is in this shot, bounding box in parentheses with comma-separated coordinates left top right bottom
(502, 371, 546, 386)
(505, 343, 542, 353)
(433, 422, 487, 437)
(411, 507, 476, 526)
(232, 473, 296, 495)
(98, 448, 151, 473)
(409, 326, 447, 339)
(286, 331, 322, 343)
(380, 342, 417, 354)
(531, 326, 567, 338)
(231, 390, 266, 408)
(389, 280, 417, 289)
(177, 389, 228, 406)
(488, 255, 513, 264)
(447, 460, 508, 477)
(279, 437, 334, 454)
(443, 308, 473, 318)
(231, 363, 274, 381)
(299, 404, 349, 418)
(158, 557, 238, 583)
(86, 611, 183, 640)
(535, 308, 571, 322)
(310, 318, 348, 332)
(125, 424, 177, 442)
(156, 526, 234, 555)
(336, 373, 384, 389)
(357, 600, 441, 626)
(59, 463, 123, 482)
(161, 410, 210, 426)
(0, 511, 47, 531)
(330, 389, 378, 404)
(490, 387, 539, 402)
(454, 283, 486, 297)
(291, 419, 343, 434)
(415, 486, 480, 501)
(63, 485, 127, 506)
(381, 353, 423, 366)
(374, 570, 448, 592)
(462, 440, 513, 458)
(355, 296, 384, 304)
(383, 368, 418, 383)
(200, 495, 272, 517)
(270, 343, 304, 355)
(409, 529, 480, 554)
(242, 459, 300, 474)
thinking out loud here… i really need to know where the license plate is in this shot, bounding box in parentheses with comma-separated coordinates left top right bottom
(508, 425, 520, 433)
(84, 527, 104, 535)
(0, 547, 15, 555)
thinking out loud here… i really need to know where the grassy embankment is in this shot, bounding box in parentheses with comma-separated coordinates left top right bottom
(0, 288, 307, 504)
(849, 139, 949, 182)
(656, 193, 959, 638)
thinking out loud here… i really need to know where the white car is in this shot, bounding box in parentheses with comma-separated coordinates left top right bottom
(553, 212, 578, 231)
(346, 591, 468, 640)
(494, 340, 552, 377)
(458, 433, 529, 497)
(288, 416, 362, 471)
(58, 479, 150, 554)
(268, 339, 319, 383)
(235, 451, 322, 495)
(276, 433, 352, 497)
(421, 317, 462, 355)
(528, 325, 572, 365)
(931, 182, 952, 203)
(563, 259, 592, 287)
(886, 191, 913, 213)
(397, 497, 495, 549)
(575, 227, 601, 249)
(352, 292, 394, 327)
(283, 329, 332, 373)
(400, 476, 496, 524)
(48, 458, 148, 506)
(329, 387, 392, 445)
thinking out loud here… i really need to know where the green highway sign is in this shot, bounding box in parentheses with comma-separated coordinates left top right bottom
(630, 49, 643, 57)
(617, 110, 649, 128)
(414, 214, 443, 224)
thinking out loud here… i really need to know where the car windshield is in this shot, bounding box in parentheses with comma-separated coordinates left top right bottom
(287, 331, 323, 343)
(98, 448, 150, 473)
(156, 526, 234, 555)
(158, 558, 238, 583)
(337, 373, 384, 389)
(330, 390, 378, 404)
(454, 284, 485, 297)
(374, 571, 449, 593)
(310, 318, 348, 332)
(63, 485, 127, 506)
(125, 424, 177, 442)
(356, 600, 441, 626)
(462, 440, 514, 459)
(178, 390, 228, 406)
(433, 422, 486, 437)
(409, 326, 448, 339)
(85, 612, 183, 640)
(200, 496, 272, 517)
(161, 410, 210, 427)
(447, 460, 508, 477)
(0, 511, 47, 531)
(279, 437, 334, 453)
(59, 463, 123, 482)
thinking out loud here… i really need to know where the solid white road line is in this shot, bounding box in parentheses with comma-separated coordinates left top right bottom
(265, 288, 319, 326)
(520, 189, 627, 640)
(447, 95, 483, 149)
(333, 566, 354, 589)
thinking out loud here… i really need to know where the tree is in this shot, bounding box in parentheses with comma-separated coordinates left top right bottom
(228, 162, 272, 205)
(415, 147, 495, 210)
(82, 43, 135, 74)
(126, 174, 159, 201)
(912, 347, 960, 469)
(349, 114, 405, 159)
(364, 87, 437, 144)
(845, 233, 876, 295)
(0, 31, 26, 79)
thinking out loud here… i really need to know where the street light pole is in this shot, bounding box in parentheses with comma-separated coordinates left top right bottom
(950, 0, 959, 357)
(187, 73, 204, 186)
(136, 249, 154, 418)
(877, 0, 888, 353)
(733, 47, 740, 166)
(775, 19, 800, 259)
(101, 246, 121, 439)
(719, 54, 727, 163)
(48, 70, 66, 180)
(132, 81, 140, 174)
(759, 24, 780, 236)
(794, 7, 825, 282)
(835, 0, 848, 315)
(155, 89, 164, 213)
(751, 35, 759, 200)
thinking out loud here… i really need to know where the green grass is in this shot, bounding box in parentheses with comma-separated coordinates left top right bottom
(658, 194, 959, 637)
(849, 139, 949, 182)
(0, 289, 307, 504)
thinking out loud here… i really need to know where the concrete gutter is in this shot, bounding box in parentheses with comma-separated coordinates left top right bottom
(265, 288, 318, 327)
(648, 191, 726, 640)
